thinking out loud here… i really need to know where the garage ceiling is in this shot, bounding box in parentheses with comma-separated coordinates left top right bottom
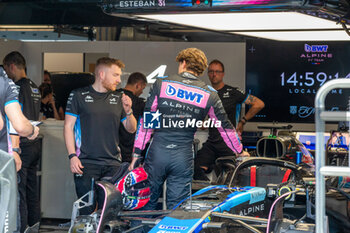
(0, 0, 349, 41)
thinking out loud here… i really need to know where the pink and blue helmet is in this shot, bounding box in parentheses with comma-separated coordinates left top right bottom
(116, 167, 151, 210)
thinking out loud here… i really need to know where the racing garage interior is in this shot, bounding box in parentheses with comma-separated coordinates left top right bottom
(0, 0, 350, 233)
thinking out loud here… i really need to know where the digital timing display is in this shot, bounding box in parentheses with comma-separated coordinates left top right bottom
(246, 40, 350, 123)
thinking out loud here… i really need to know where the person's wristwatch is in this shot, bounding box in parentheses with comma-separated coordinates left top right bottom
(13, 148, 22, 155)
(132, 153, 142, 158)
(240, 116, 248, 125)
(126, 110, 133, 116)
(28, 125, 35, 138)
(68, 153, 77, 160)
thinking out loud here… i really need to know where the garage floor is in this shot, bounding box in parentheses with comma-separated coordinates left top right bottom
(40, 226, 69, 233)
(39, 219, 70, 232)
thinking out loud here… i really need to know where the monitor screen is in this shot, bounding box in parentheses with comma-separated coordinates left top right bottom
(51, 73, 95, 111)
(246, 40, 350, 123)
(295, 132, 330, 150)
(328, 131, 349, 150)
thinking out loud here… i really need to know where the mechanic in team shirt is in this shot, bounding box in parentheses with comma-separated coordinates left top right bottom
(194, 59, 264, 181)
(64, 57, 137, 214)
(118, 72, 147, 163)
(3, 51, 42, 233)
(129, 48, 249, 210)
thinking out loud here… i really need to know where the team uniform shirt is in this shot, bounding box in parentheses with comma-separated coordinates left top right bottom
(15, 78, 41, 143)
(16, 78, 41, 121)
(66, 86, 126, 166)
(0, 71, 19, 152)
(14, 78, 41, 231)
(208, 84, 248, 142)
(118, 89, 146, 161)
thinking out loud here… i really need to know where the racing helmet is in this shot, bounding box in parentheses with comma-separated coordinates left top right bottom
(116, 167, 151, 210)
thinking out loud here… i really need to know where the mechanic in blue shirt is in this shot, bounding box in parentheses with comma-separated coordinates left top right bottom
(64, 57, 137, 214)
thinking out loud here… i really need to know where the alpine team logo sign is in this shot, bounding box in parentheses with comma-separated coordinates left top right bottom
(300, 43, 333, 64)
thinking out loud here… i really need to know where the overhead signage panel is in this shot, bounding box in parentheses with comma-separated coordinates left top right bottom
(101, 0, 302, 14)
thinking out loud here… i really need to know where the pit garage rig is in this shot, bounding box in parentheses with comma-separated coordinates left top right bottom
(68, 80, 350, 233)
(69, 157, 316, 233)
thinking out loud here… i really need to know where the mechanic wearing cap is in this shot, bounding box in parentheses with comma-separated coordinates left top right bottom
(194, 59, 264, 181)
(64, 57, 137, 215)
(129, 48, 248, 210)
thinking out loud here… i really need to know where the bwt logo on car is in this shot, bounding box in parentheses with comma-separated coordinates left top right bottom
(165, 84, 204, 104)
(304, 44, 328, 52)
(157, 231, 180, 233)
(158, 224, 188, 230)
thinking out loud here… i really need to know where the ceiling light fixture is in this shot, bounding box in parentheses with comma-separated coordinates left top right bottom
(234, 30, 350, 41)
(136, 12, 349, 41)
(0, 25, 54, 32)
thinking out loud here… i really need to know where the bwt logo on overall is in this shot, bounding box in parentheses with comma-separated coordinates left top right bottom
(165, 84, 204, 104)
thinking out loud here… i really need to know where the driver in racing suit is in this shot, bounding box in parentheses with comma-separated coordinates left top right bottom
(129, 48, 248, 210)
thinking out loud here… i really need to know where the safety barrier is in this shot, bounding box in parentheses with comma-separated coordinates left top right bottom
(315, 79, 350, 233)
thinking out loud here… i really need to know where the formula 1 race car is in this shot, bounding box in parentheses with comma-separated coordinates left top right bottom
(69, 158, 316, 233)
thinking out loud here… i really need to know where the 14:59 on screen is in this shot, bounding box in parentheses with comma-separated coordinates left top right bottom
(281, 72, 350, 87)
